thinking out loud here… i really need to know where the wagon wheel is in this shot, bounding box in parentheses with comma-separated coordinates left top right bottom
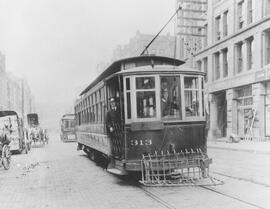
(2, 145, 11, 170)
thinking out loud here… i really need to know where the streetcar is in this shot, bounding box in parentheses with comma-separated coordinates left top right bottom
(75, 55, 214, 186)
(60, 114, 76, 142)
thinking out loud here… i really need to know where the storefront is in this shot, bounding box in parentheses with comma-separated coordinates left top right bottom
(234, 85, 253, 137)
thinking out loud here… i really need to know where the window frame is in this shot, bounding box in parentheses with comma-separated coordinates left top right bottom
(222, 48, 228, 77)
(134, 75, 160, 121)
(213, 51, 221, 80)
(247, 0, 253, 24)
(246, 36, 254, 70)
(123, 74, 205, 123)
(235, 41, 243, 74)
(215, 15, 221, 41)
(223, 10, 228, 37)
(160, 75, 182, 121)
(203, 57, 208, 83)
(237, 0, 244, 30)
(123, 76, 132, 123)
(181, 75, 204, 120)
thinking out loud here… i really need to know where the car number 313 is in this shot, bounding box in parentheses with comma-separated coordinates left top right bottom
(130, 139, 152, 146)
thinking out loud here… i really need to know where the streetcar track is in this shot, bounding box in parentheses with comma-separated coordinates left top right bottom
(212, 171, 270, 188)
(125, 176, 178, 209)
(199, 185, 266, 209)
(138, 182, 266, 209)
(139, 185, 178, 209)
(129, 175, 267, 209)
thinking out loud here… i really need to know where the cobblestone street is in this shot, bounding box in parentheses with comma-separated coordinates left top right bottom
(0, 133, 269, 209)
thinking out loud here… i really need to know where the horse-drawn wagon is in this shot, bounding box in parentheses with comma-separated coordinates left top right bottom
(27, 113, 47, 146)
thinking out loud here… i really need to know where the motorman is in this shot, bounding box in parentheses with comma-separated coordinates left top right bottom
(106, 97, 121, 133)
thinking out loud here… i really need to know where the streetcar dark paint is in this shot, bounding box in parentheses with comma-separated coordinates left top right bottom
(75, 55, 211, 184)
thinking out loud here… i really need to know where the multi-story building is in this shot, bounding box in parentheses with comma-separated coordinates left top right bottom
(111, 30, 176, 61)
(176, 0, 270, 140)
(0, 52, 35, 123)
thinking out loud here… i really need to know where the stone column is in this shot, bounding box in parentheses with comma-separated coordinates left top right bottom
(226, 89, 234, 137)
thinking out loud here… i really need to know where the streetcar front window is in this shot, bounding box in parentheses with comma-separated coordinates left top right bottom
(160, 76, 181, 119)
(184, 77, 201, 117)
(64, 120, 75, 129)
(136, 77, 156, 118)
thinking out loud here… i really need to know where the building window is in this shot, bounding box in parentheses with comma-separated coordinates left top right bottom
(196, 60, 202, 71)
(223, 11, 228, 37)
(214, 52, 220, 80)
(238, 1, 244, 29)
(204, 24, 208, 47)
(236, 42, 243, 73)
(203, 57, 208, 83)
(236, 85, 253, 107)
(246, 36, 254, 70)
(265, 29, 270, 65)
(222, 48, 228, 77)
(265, 0, 270, 16)
(247, 0, 253, 24)
(215, 15, 221, 41)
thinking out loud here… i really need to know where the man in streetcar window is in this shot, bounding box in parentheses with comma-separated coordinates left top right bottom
(106, 97, 121, 133)
(161, 77, 180, 117)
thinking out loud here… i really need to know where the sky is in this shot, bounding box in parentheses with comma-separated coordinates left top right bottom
(0, 0, 176, 128)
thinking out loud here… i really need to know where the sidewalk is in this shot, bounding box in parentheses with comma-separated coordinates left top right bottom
(207, 139, 270, 155)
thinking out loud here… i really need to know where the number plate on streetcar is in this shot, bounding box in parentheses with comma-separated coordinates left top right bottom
(130, 139, 152, 146)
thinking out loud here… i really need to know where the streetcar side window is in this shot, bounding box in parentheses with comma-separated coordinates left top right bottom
(160, 76, 181, 119)
(184, 76, 201, 117)
(135, 77, 156, 118)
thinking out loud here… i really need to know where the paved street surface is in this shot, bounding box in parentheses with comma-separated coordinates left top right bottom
(0, 133, 269, 209)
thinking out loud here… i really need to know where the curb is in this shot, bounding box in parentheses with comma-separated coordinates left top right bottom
(208, 145, 270, 155)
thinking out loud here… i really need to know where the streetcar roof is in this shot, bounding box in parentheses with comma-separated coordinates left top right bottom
(80, 55, 184, 96)
(0, 110, 18, 118)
